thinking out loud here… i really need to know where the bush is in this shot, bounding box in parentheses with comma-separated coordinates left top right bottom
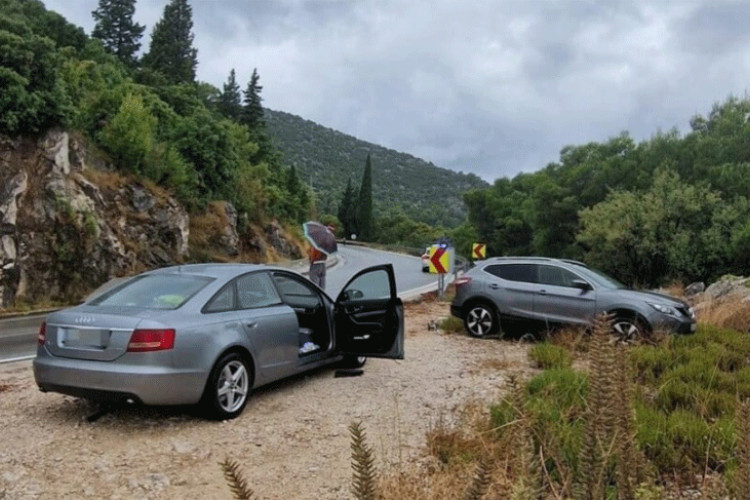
(528, 342, 572, 369)
(439, 316, 464, 334)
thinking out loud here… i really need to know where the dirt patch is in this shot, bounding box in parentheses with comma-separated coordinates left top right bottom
(0, 300, 533, 499)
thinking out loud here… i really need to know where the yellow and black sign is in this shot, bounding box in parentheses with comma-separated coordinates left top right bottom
(472, 243, 486, 260)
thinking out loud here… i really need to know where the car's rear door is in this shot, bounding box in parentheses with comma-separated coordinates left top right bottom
(335, 264, 404, 359)
(483, 263, 540, 321)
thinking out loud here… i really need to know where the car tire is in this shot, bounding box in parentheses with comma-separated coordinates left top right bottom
(201, 352, 252, 420)
(612, 315, 648, 342)
(341, 355, 367, 368)
(464, 302, 500, 338)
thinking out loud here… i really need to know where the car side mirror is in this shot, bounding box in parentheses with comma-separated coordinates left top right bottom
(571, 279, 592, 291)
(343, 289, 364, 301)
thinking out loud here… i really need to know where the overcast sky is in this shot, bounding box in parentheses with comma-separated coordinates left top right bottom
(42, 0, 750, 182)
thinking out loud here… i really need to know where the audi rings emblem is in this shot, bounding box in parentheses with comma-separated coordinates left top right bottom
(74, 315, 95, 325)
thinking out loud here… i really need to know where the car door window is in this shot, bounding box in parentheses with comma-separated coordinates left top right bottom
(537, 265, 580, 288)
(272, 274, 322, 309)
(485, 264, 537, 283)
(237, 272, 282, 309)
(341, 269, 391, 302)
(204, 283, 236, 313)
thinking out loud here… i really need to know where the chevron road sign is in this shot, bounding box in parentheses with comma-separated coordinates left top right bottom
(472, 243, 486, 260)
(429, 244, 451, 274)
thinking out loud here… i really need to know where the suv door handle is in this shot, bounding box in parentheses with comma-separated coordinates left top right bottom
(245, 321, 257, 328)
(538, 289, 547, 295)
(489, 284, 500, 290)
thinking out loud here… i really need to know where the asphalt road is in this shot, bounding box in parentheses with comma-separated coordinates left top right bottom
(0, 245, 441, 363)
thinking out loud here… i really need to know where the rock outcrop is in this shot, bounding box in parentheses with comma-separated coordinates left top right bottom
(0, 131, 190, 308)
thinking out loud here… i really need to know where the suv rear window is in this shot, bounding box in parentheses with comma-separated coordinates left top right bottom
(485, 263, 536, 283)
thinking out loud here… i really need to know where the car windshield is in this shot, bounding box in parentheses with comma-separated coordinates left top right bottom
(576, 266, 626, 289)
(89, 274, 214, 309)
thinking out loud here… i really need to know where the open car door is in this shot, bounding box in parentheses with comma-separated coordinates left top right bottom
(335, 264, 404, 359)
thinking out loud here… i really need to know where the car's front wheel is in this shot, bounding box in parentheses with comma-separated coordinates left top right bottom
(464, 303, 499, 338)
(612, 315, 648, 342)
(201, 352, 252, 420)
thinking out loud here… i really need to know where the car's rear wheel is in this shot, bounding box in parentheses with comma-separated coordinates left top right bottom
(612, 315, 647, 342)
(464, 303, 499, 338)
(201, 352, 252, 420)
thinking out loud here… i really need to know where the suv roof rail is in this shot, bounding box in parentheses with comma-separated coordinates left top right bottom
(559, 259, 588, 267)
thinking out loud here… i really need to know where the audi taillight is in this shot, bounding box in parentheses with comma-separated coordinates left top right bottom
(37, 321, 46, 345)
(454, 276, 472, 288)
(127, 329, 175, 352)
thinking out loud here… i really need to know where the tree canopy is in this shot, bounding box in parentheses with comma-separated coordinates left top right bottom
(91, 0, 144, 66)
(141, 0, 197, 84)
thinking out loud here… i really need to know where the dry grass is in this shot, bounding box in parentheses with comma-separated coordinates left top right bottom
(697, 298, 750, 332)
(189, 201, 229, 249)
(80, 168, 129, 191)
(0, 383, 14, 393)
(378, 403, 513, 500)
(663, 281, 686, 300)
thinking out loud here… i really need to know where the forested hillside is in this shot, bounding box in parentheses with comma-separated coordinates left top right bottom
(266, 109, 487, 227)
(464, 97, 750, 287)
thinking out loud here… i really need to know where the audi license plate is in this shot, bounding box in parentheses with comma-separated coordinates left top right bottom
(63, 328, 107, 347)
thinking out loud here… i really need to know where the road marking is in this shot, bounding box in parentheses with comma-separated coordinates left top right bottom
(0, 355, 35, 364)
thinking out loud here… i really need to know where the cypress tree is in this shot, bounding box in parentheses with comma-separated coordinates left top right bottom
(219, 68, 242, 120)
(357, 154, 373, 241)
(338, 178, 358, 239)
(91, 0, 145, 65)
(141, 0, 198, 84)
(242, 68, 265, 129)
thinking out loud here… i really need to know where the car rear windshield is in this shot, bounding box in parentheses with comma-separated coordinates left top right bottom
(89, 274, 214, 309)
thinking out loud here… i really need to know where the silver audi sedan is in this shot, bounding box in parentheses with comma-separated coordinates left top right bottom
(33, 263, 404, 419)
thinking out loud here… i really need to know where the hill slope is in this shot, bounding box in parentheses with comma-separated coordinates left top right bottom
(266, 109, 488, 227)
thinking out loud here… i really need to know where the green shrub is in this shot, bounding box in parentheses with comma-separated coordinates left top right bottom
(439, 316, 464, 334)
(528, 342, 572, 369)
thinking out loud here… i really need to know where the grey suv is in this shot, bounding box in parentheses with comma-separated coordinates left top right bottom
(450, 257, 696, 339)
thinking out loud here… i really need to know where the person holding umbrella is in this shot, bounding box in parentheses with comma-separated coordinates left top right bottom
(303, 221, 337, 289)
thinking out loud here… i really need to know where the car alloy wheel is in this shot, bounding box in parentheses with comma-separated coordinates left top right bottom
(217, 360, 249, 413)
(465, 304, 497, 338)
(612, 317, 644, 342)
(203, 352, 252, 420)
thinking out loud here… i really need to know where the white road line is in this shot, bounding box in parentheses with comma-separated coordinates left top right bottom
(0, 355, 35, 364)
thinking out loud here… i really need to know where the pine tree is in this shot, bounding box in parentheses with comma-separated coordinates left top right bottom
(242, 68, 265, 129)
(141, 0, 198, 84)
(91, 0, 145, 65)
(357, 154, 373, 241)
(338, 178, 358, 239)
(219, 68, 242, 120)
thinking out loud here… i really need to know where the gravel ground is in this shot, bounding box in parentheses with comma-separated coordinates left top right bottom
(0, 300, 532, 500)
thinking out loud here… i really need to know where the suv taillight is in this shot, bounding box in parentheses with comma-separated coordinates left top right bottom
(127, 329, 175, 352)
(454, 276, 472, 288)
(37, 321, 46, 345)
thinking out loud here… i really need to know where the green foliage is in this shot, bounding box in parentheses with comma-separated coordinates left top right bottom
(0, 27, 71, 134)
(439, 316, 464, 334)
(141, 0, 197, 84)
(91, 0, 145, 66)
(219, 68, 242, 120)
(241, 68, 264, 129)
(99, 92, 156, 172)
(338, 178, 358, 239)
(357, 154, 374, 241)
(266, 109, 488, 228)
(528, 342, 572, 369)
